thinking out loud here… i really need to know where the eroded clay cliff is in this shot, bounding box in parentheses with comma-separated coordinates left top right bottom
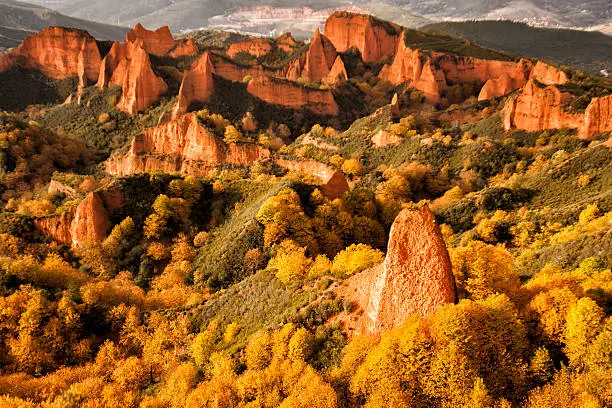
(502, 79, 611, 139)
(227, 38, 273, 58)
(380, 30, 532, 103)
(126, 23, 176, 56)
(35, 187, 124, 248)
(173, 51, 215, 118)
(503, 78, 583, 133)
(0, 27, 102, 81)
(246, 76, 338, 116)
(339, 205, 456, 335)
(324, 11, 400, 63)
(98, 39, 168, 114)
(105, 113, 270, 176)
(580, 95, 612, 139)
(530, 61, 569, 85)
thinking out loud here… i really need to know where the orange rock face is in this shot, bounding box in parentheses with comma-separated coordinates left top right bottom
(380, 31, 530, 103)
(478, 58, 533, 100)
(503, 78, 583, 133)
(173, 51, 215, 118)
(322, 171, 350, 200)
(324, 11, 400, 63)
(227, 38, 273, 58)
(503, 80, 611, 139)
(0, 27, 102, 81)
(98, 39, 168, 114)
(126, 23, 175, 56)
(35, 189, 123, 248)
(302, 29, 337, 83)
(530, 61, 569, 85)
(247, 76, 338, 116)
(210, 53, 281, 82)
(340, 205, 456, 335)
(70, 192, 112, 248)
(322, 56, 348, 85)
(580, 95, 612, 139)
(277, 32, 298, 52)
(105, 113, 270, 176)
(169, 39, 199, 58)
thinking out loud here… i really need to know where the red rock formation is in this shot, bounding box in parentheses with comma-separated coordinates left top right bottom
(302, 28, 337, 83)
(378, 36, 445, 102)
(70, 192, 111, 248)
(35, 188, 123, 248)
(126, 23, 175, 56)
(210, 53, 282, 82)
(169, 39, 199, 58)
(530, 61, 569, 85)
(321, 171, 350, 199)
(278, 32, 297, 52)
(478, 58, 533, 100)
(98, 39, 168, 114)
(35, 209, 75, 245)
(105, 113, 270, 176)
(503, 78, 582, 132)
(324, 11, 400, 63)
(339, 205, 456, 335)
(380, 31, 530, 104)
(247, 76, 338, 116)
(172, 51, 215, 118)
(322, 55, 347, 85)
(97, 41, 130, 88)
(580, 95, 612, 139)
(0, 27, 101, 81)
(227, 38, 273, 58)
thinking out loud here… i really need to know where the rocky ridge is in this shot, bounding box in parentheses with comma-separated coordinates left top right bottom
(105, 113, 270, 176)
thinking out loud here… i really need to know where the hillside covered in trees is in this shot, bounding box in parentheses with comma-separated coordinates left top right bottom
(0, 10, 610, 408)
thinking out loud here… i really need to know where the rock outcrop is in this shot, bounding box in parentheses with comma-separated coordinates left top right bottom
(301, 29, 337, 83)
(227, 38, 273, 58)
(35, 187, 124, 248)
(0, 27, 102, 81)
(503, 78, 583, 133)
(322, 56, 348, 85)
(169, 39, 199, 58)
(105, 113, 270, 176)
(503, 80, 611, 139)
(324, 11, 400, 63)
(380, 31, 531, 104)
(339, 205, 457, 335)
(478, 58, 533, 100)
(530, 61, 569, 85)
(173, 51, 215, 118)
(98, 39, 168, 114)
(210, 53, 282, 83)
(276, 159, 349, 199)
(277, 32, 297, 52)
(580, 95, 612, 139)
(126, 23, 175, 56)
(246, 76, 338, 116)
(322, 171, 350, 199)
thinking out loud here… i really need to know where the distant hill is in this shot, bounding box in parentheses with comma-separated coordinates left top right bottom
(424, 20, 612, 75)
(0, 0, 128, 49)
(18, 0, 612, 34)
